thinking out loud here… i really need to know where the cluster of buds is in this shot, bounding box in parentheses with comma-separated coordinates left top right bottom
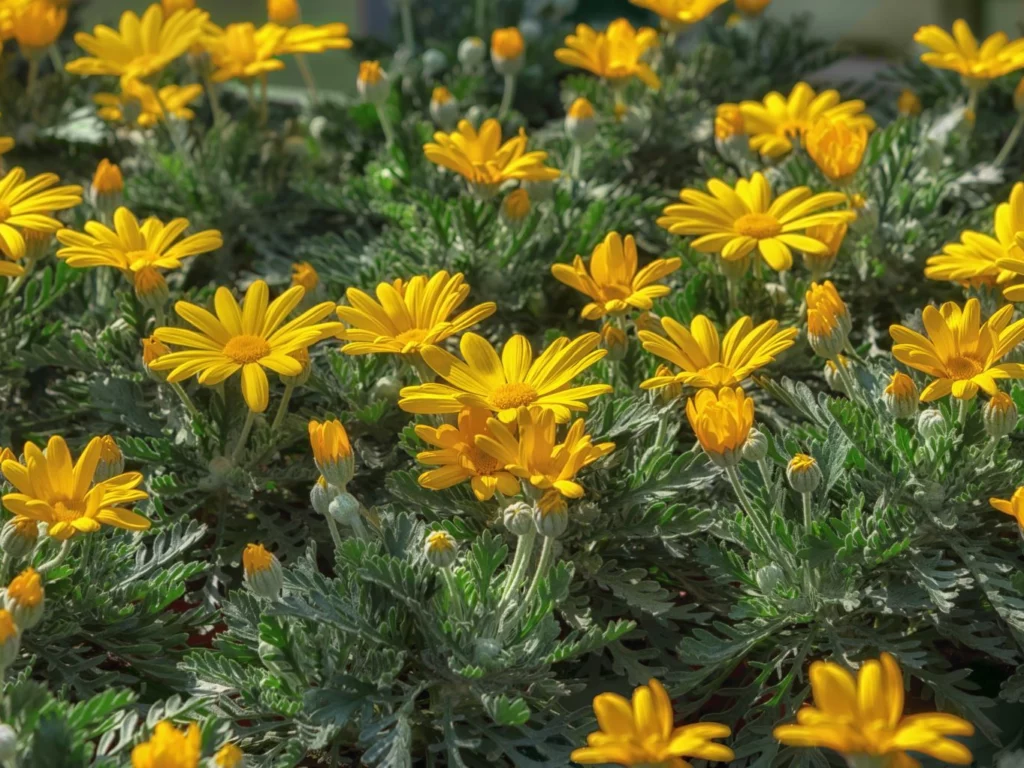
(308, 419, 367, 535)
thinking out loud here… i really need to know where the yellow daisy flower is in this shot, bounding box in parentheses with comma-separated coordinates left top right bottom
(554, 19, 661, 90)
(336, 271, 496, 358)
(572, 677, 734, 766)
(1, 435, 150, 540)
(889, 298, 1024, 401)
(414, 407, 520, 501)
(628, 0, 728, 28)
(56, 206, 222, 276)
(914, 19, 1024, 81)
(804, 117, 869, 183)
(131, 721, 202, 768)
(927, 183, 1024, 291)
(149, 280, 343, 413)
(423, 119, 560, 196)
(991, 487, 1024, 527)
(66, 5, 208, 81)
(738, 81, 875, 158)
(551, 232, 680, 320)
(657, 172, 855, 272)
(639, 314, 796, 390)
(0, 167, 82, 262)
(11, 0, 66, 57)
(474, 407, 614, 509)
(774, 653, 974, 767)
(399, 332, 612, 423)
(94, 80, 204, 128)
(686, 386, 754, 466)
(203, 21, 351, 83)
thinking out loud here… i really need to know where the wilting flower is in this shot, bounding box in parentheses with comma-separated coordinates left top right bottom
(715, 103, 744, 140)
(0, 168, 82, 262)
(803, 221, 846, 278)
(415, 407, 520, 501)
(213, 743, 244, 768)
(658, 172, 855, 272)
(66, 5, 208, 81)
(991, 487, 1024, 527)
(337, 271, 495, 358)
(308, 419, 354, 488)
(774, 653, 973, 766)
(890, 298, 1024, 401)
(399, 332, 611, 422)
(639, 314, 796, 390)
(131, 721, 202, 768)
(56, 207, 222, 277)
(572, 677, 734, 766)
(628, 0, 728, 29)
(551, 232, 680, 320)
(686, 387, 755, 466)
(883, 371, 919, 419)
(738, 82, 875, 158)
(242, 543, 283, 599)
(805, 281, 851, 360)
(267, 0, 299, 26)
(914, 19, 1024, 81)
(555, 19, 660, 89)
(94, 80, 204, 128)
(898, 89, 922, 116)
(475, 407, 614, 508)
(490, 27, 524, 75)
(11, 0, 67, 57)
(1, 435, 150, 540)
(805, 117, 869, 182)
(150, 280, 342, 412)
(423, 119, 559, 196)
(203, 21, 351, 83)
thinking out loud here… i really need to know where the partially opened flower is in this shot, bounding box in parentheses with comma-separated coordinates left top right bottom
(399, 332, 611, 422)
(572, 677, 734, 766)
(551, 232, 680, 320)
(738, 82, 875, 158)
(554, 19, 660, 90)
(56, 207, 222, 277)
(890, 298, 1024, 401)
(686, 386, 755, 466)
(805, 117, 869, 183)
(915, 19, 1024, 82)
(658, 172, 855, 272)
(132, 721, 202, 768)
(337, 271, 496, 358)
(1, 435, 150, 540)
(805, 280, 851, 360)
(0, 167, 83, 262)
(11, 0, 66, 58)
(803, 221, 846, 278)
(639, 314, 796, 390)
(415, 407, 520, 501)
(628, 0, 728, 29)
(66, 5, 208, 81)
(150, 280, 343, 412)
(715, 103, 745, 141)
(774, 653, 973, 766)
(991, 487, 1024, 528)
(308, 419, 354, 488)
(94, 80, 204, 128)
(424, 120, 559, 196)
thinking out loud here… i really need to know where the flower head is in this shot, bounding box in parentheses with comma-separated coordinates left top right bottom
(572, 677, 734, 766)
(805, 117, 869, 182)
(423, 531, 458, 567)
(490, 26, 524, 74)
(203, 21, 351, 83)
(914, 19, 1024, 81)
(214, 743, 243, 768)
(805, 280, 850, 359)
(67, 5, 208, 81)
(774, 652, 973, 766)
(11, 0, 66, 57)
(555, 19, 660, 89)
(628, 0, 728, 28)
(890, 298, 1024, 401)
(415, 407, 520, 501)
(131, 721, 202, 768)
(715, 103, 744, 140)
(150, 280, 342, 412)
(686, 386, 754, 466)
(883, 371, 919, 419)
(658, 172, 855, 272)
(5, 566, 43, 629)
(94, 80, 204, 128)
(552, 232, 680, 321)
(142, 335, 170, 369)
(56, 207, 222, 277)
(308, 419, 354, 488)
(991, 487, 1024, 527)
(738, 82, 875, 158)
(0, 168, 82, 262)
(898, 88, 922, 116)
(803, 221, 846, 278)
(291, 261, 318, 292)
(92, 159, 123, 196)
(399, 332, 612, 423)
(337, 271, 495, 358)
(424, 119, 559, 195)
(1, 435, 150, 540)
(640, 314, 796, 390)
(267, 0, 299, 26)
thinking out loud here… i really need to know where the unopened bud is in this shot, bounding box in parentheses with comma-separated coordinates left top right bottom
(242, 543, 283, 600)
(490, 27, 524, 76)
(501, 188, 531, 225)
(755, 563, 783, 593)
(4, 568, 43, 630)
(600, 322, 627, 361)
(741, 428, 769, 462)
(357, 60, 390, 105)
(370, 374, 402, 402)
(518, 18, 543, 44)
(565, 97, 597, 144)
(503, 501, 535, 536)
(458, 36, 486, 69)
(134, 267, 169, 313)
(0, 519, 36, 562)
(421, 48, 447, 78)
(0, 611, 20, 670)
(94, 435, 125, 482)
(328, 491, 361, 527)
(310, 476, 339, 517)
(883, 372, 918, 420)
(917, 409, 946, 440)
(534, 492, 569, 538)
(984, 392, 1018, 438)
(429, 86, 459, 130)
(786, 453, 821, 493)
(424, 530, 458, 567)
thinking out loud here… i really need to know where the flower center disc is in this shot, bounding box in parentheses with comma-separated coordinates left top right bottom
(735, 213, 781, 239)
(946, 355, 983, 380)
(464, 446, 500, 475)
(52, 499, 84, 522)
(778, 120, 808, 139)
(224, 334, 271, 364)
(395, 328, 429, 350)
(490, 382, 538, 410)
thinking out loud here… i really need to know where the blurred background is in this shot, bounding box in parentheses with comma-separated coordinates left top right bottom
(82, 0, 1024, 93)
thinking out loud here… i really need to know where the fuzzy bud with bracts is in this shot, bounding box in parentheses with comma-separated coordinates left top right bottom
(91, 159, 123, 219)
(309, 419, 355, 489)
(243, 544, 283, 600)
(458, 36, 486, 69)
(917, 409, 946, 440)
(504, 501, 536, 536)
(0, 611, 20, 671)
(566, 97, 597, 144)
(787, 454, 822, 493)
(984, 392, 1018, 438)
(600, 323, 628, 361)
(421, 48, 447, 77)
(281, 348, 311, 387)
(4, 568, 43, 630)
(429, 86, 459, 130)
(805, 281, 850, 360)
(535, 493, 569, 538)
(501, 189, 531, 226)
(741, 428, 769, 462)
(310, 476, 339, 517)
(883, 372, 919, 420)
(134, 267, 170, 313)
(370, 375, 402, 402)
(0, 518, 37, 561)
(490, 27, 525, 76)
(94, 435, 125, 482)
(357, 60, 390, 105)
(424, 531, 458, 568)
(328, 492, 361, 528)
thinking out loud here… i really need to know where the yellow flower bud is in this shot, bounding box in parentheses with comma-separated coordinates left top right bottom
(883, 372, 918, 420)
(897, 89, 922, 116)
(786, 453, 821, 493)
(291, 261, 319, 293)
(491, 27, 525, 75)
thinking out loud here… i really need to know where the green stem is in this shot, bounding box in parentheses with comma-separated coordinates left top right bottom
(399, 0, 415, 53)
(37, 539, 72, 575)
(153, 88, 193, 170)
(294, 54, 318, 104)
(957, 397, 970, 426)
(323, 511, 345, 554)
(169, 381, 201, 420)
(996, 113, 1024, 166)
(270, 381, 296, 433)
(498, 74, 517, 120)
(501, 535, 555, 637)
(440, 568, 464, 620)
(757, 458, 773, 490)
(201, 69, 224, 124)
(475, 0, 486, 36)
(153, 303, 166, 328)
(259, 74, 269, 126)
(47, 44, 64, 78)
(376, 106, 397, 148)
(499, 528, 536, 607)
(570, 144, 582, 179)
(832, 357, 862, 406)
(25, 57, 39, 105)
(725, 464, 774, 551)
(231, 410, 257, 464)
(801, 492, 813, 532)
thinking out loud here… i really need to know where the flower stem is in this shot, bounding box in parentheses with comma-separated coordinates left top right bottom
(399, 0, 415, 53)
(570, 144, 583, 179)
(294, 54, 318, 104)
(169, 381, 201, 420)
(376, 106, 397, 148)
(475, 0, 486, 36)
(270, 381, 296, 433)
(996, 113, 1024, 166)
(441, 567, 464, 620)
(201, 69, 225, 124)
(832, 356, 863, 406)
(323, 511, 345, 554)
(501, 534, 554, 637)
(801, 491, 814, 532)
(259, 74, 269, 126)
(957, 397, 970, 425)
(499, 528, 536, 606)
(26, 57, 39, 105)
(725, 463, 774, 551)
(498, 74, 517, 120)
(37, 539, 73, 575)
(231, 409, 257, 464)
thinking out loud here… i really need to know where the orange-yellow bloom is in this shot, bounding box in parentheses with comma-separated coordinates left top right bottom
(555, 19, 660, 89)
(991, 487, 1024, 527)
(686, 386, 754, 466)
(914, 19, 1024, 81)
